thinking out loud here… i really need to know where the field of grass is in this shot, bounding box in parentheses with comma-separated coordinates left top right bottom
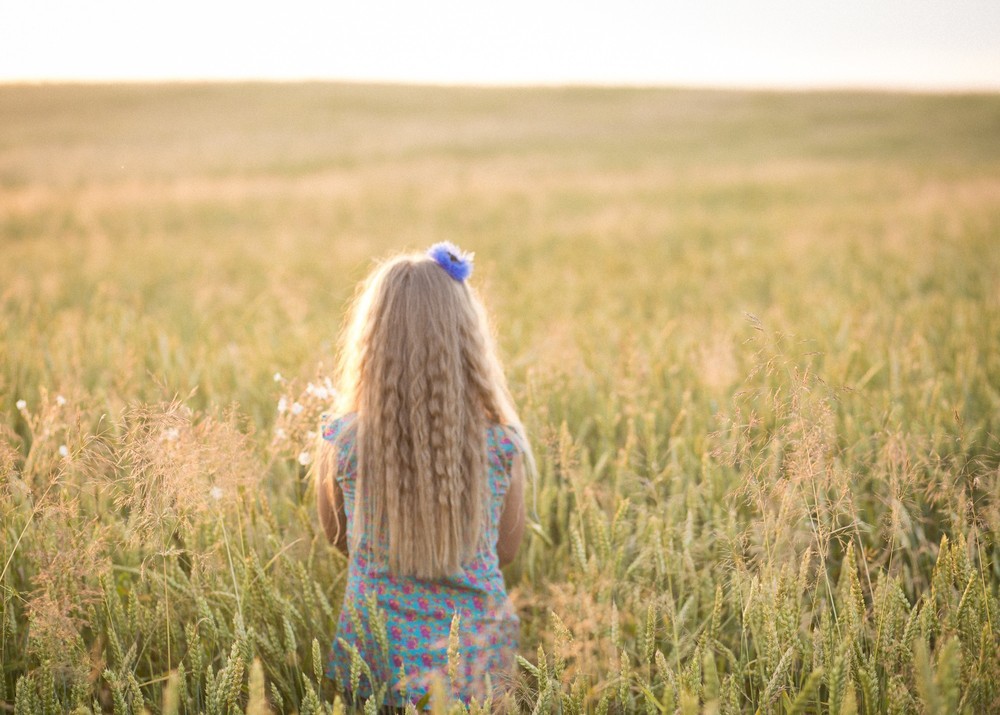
(2, 83, 999, 714)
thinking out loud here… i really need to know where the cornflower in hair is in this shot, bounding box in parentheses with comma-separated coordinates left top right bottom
(427, 241, 474, 282)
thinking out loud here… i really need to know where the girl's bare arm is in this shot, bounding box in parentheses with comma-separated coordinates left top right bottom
(317, 453, 350, 555)
(497, 453, 526, 567)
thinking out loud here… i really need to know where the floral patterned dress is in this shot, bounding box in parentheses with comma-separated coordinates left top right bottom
(321, 413, 521, 708)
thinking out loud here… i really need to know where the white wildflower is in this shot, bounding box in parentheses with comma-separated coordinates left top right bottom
(58, 444, 69, 458)
(275, 427, 287, 440)
(291, 401, 304, 415)
(273, 372, 283, 382)
(306, 382, 316, 395)
(306, 430, 317, 440)
(162, 427, 180, 442)
(210, 486, 224, 501)
(314, 386, 330, 400)
(277, 396, 288, 414)
(55, 395, 67, 406)
(298, 450, 313, 466)
(15, 399, 26, 411)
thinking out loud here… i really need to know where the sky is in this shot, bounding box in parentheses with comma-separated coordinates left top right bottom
(2, 1, 999, 89)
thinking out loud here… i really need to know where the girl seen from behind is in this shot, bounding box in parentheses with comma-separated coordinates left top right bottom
(314, 243, 532, 710)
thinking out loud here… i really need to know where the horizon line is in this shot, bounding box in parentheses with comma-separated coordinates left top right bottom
(3, 76, 1000, 95)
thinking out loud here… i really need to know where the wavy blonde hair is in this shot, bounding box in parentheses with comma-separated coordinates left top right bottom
(317, 251, 531, 579)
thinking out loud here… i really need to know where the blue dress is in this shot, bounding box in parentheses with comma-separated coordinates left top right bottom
(321, 413, 521, 707)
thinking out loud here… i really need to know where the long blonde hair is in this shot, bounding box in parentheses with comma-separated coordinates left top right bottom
(318, 251, 531, 578)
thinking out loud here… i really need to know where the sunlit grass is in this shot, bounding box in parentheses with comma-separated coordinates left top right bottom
(1, 83, 999, 713)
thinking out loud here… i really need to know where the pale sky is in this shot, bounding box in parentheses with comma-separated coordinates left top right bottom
(2, 0, 999, 89)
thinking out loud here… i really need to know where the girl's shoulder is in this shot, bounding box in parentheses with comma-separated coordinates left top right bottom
(486, 422, 525, 497)
(487, 422, 524, 462)
(321, 412, 358, 444)
(321, 412, 359, 479)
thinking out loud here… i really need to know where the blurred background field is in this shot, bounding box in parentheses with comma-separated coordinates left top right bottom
(1, 83, 999, 713)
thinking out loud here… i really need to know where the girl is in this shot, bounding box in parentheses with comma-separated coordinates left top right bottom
(314, 243, 531, 710)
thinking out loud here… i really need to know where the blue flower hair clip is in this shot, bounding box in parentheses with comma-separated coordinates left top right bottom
(427, 242, 474, 282)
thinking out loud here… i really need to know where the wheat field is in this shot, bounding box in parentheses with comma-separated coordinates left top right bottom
(2, 83, 999, 713)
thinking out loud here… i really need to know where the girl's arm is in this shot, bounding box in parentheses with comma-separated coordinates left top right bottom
(317, 452, 350, 555)
(497, 452, 526, 567)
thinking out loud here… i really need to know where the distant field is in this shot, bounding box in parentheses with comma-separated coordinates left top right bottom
(2, 83, 999, 713)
